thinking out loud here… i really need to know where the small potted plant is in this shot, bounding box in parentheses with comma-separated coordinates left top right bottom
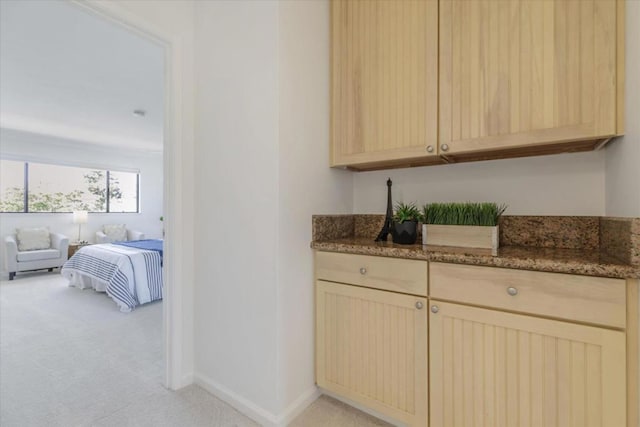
(391, 202, 420, 245)
(421, 202, 507, 255)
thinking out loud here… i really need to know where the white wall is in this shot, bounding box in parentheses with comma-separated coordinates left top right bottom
(193, 0, 281, 419)
(277, 0, 352, 419)
(354, 151, 606, 215)
(606, 0, 640, 217)
(0, 128, 163, 271)
(193, 0, 353, 424)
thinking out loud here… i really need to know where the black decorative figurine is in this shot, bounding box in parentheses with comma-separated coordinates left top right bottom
(375, 178, 393, 242)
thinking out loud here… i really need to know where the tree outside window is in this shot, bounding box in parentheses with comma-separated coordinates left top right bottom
(0, 160, 139, 213)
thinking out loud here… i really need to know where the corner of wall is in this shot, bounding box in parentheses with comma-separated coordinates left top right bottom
(274, 386, 320, 426)
(193, 372, 281, 427)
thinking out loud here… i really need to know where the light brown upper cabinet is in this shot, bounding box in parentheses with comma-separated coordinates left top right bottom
(330, 0, 624, 171)
(439, 0, 624, 162)
(330, 0, 440, 170)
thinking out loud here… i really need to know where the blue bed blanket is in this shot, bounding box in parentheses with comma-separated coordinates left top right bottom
(114, 239, 163, 259)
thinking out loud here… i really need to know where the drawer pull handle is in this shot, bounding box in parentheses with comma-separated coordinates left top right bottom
(507, 287, 518, 296)
(430, 305, 439, 314)
(359, 267, 367, 275)
(415, 301, 423, 310)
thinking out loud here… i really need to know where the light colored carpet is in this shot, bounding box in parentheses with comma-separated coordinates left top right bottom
(1, 272, 393, 427)
(0, 272, 258, 427)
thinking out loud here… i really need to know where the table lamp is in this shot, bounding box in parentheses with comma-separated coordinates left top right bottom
(72, 211, 88, 243)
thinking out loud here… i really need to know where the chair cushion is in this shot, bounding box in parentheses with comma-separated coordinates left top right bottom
(103, 224, 127, 242)
(16, 227, 50, 251)
(17, 249, 60, 262)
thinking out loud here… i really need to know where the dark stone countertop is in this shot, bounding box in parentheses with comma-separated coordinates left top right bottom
(311, 238, 640, 280)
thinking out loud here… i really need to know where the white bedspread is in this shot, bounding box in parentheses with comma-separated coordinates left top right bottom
(61, 244, 163, 312)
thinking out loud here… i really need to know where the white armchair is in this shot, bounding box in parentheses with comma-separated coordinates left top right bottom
(4, 232, 69, 280)
(95, 229, 145, 244)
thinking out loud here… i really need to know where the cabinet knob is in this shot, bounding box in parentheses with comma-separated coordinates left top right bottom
(440, 144, 449, 152)
(507, 287, 518, 296)
(426, 145, 434, 153)
(430, 305, 439, 314)
(415, 301, 424, 310)
(359, 267, 367, 275)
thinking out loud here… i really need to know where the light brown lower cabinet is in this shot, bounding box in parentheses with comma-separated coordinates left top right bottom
(315, 252, 637, 427)
(429, 301, 627, 427)
(315, 280, 428, 427)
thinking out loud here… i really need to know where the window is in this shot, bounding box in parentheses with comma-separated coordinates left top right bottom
(28, 163, 106, 212)
(109, 171, 139, 213)
(0, 160, 139, 213)
(0, 160, 25, 212)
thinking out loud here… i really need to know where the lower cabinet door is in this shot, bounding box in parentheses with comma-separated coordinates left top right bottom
(429, 301, 627, 427)
(316, 280, 428, 427)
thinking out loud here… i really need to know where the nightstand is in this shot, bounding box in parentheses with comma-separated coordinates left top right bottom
(68, 243, 90, 258)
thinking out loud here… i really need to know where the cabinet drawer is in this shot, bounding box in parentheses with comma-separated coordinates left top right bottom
(430, 262, 627, 328)
(315, 252, 428, 296)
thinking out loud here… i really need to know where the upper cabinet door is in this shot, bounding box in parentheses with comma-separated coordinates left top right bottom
(331, 0, 439, 170)
(439, 0, 622, 157)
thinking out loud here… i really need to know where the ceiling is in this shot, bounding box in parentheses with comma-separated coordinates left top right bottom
(0, 0, 164, 152)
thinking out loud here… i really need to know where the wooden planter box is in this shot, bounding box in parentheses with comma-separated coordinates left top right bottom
(422, 224, 499, 255)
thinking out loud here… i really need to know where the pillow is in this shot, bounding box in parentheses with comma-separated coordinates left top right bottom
(16, 227, 51, 251)
(103, 224, 127, 242)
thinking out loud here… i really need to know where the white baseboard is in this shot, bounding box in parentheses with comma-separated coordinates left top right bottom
(166, 373, 193, 391)
(178, 372, 194, 389)
(194, 373, 280, 426)
(194, 373, 320, 427)
(276, 386, 320, 426)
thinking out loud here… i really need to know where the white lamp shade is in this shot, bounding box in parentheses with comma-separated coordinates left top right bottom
(72, 211, 88, 224)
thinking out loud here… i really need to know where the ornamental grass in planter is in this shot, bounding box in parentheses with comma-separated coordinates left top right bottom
(421, 202, 507, 255)
(391, 202, 420, 245)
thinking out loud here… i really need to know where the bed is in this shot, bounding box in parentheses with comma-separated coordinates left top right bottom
(61, 239, 163, 312)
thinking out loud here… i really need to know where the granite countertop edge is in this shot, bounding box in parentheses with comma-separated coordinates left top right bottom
(311, 239, 640, 280)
